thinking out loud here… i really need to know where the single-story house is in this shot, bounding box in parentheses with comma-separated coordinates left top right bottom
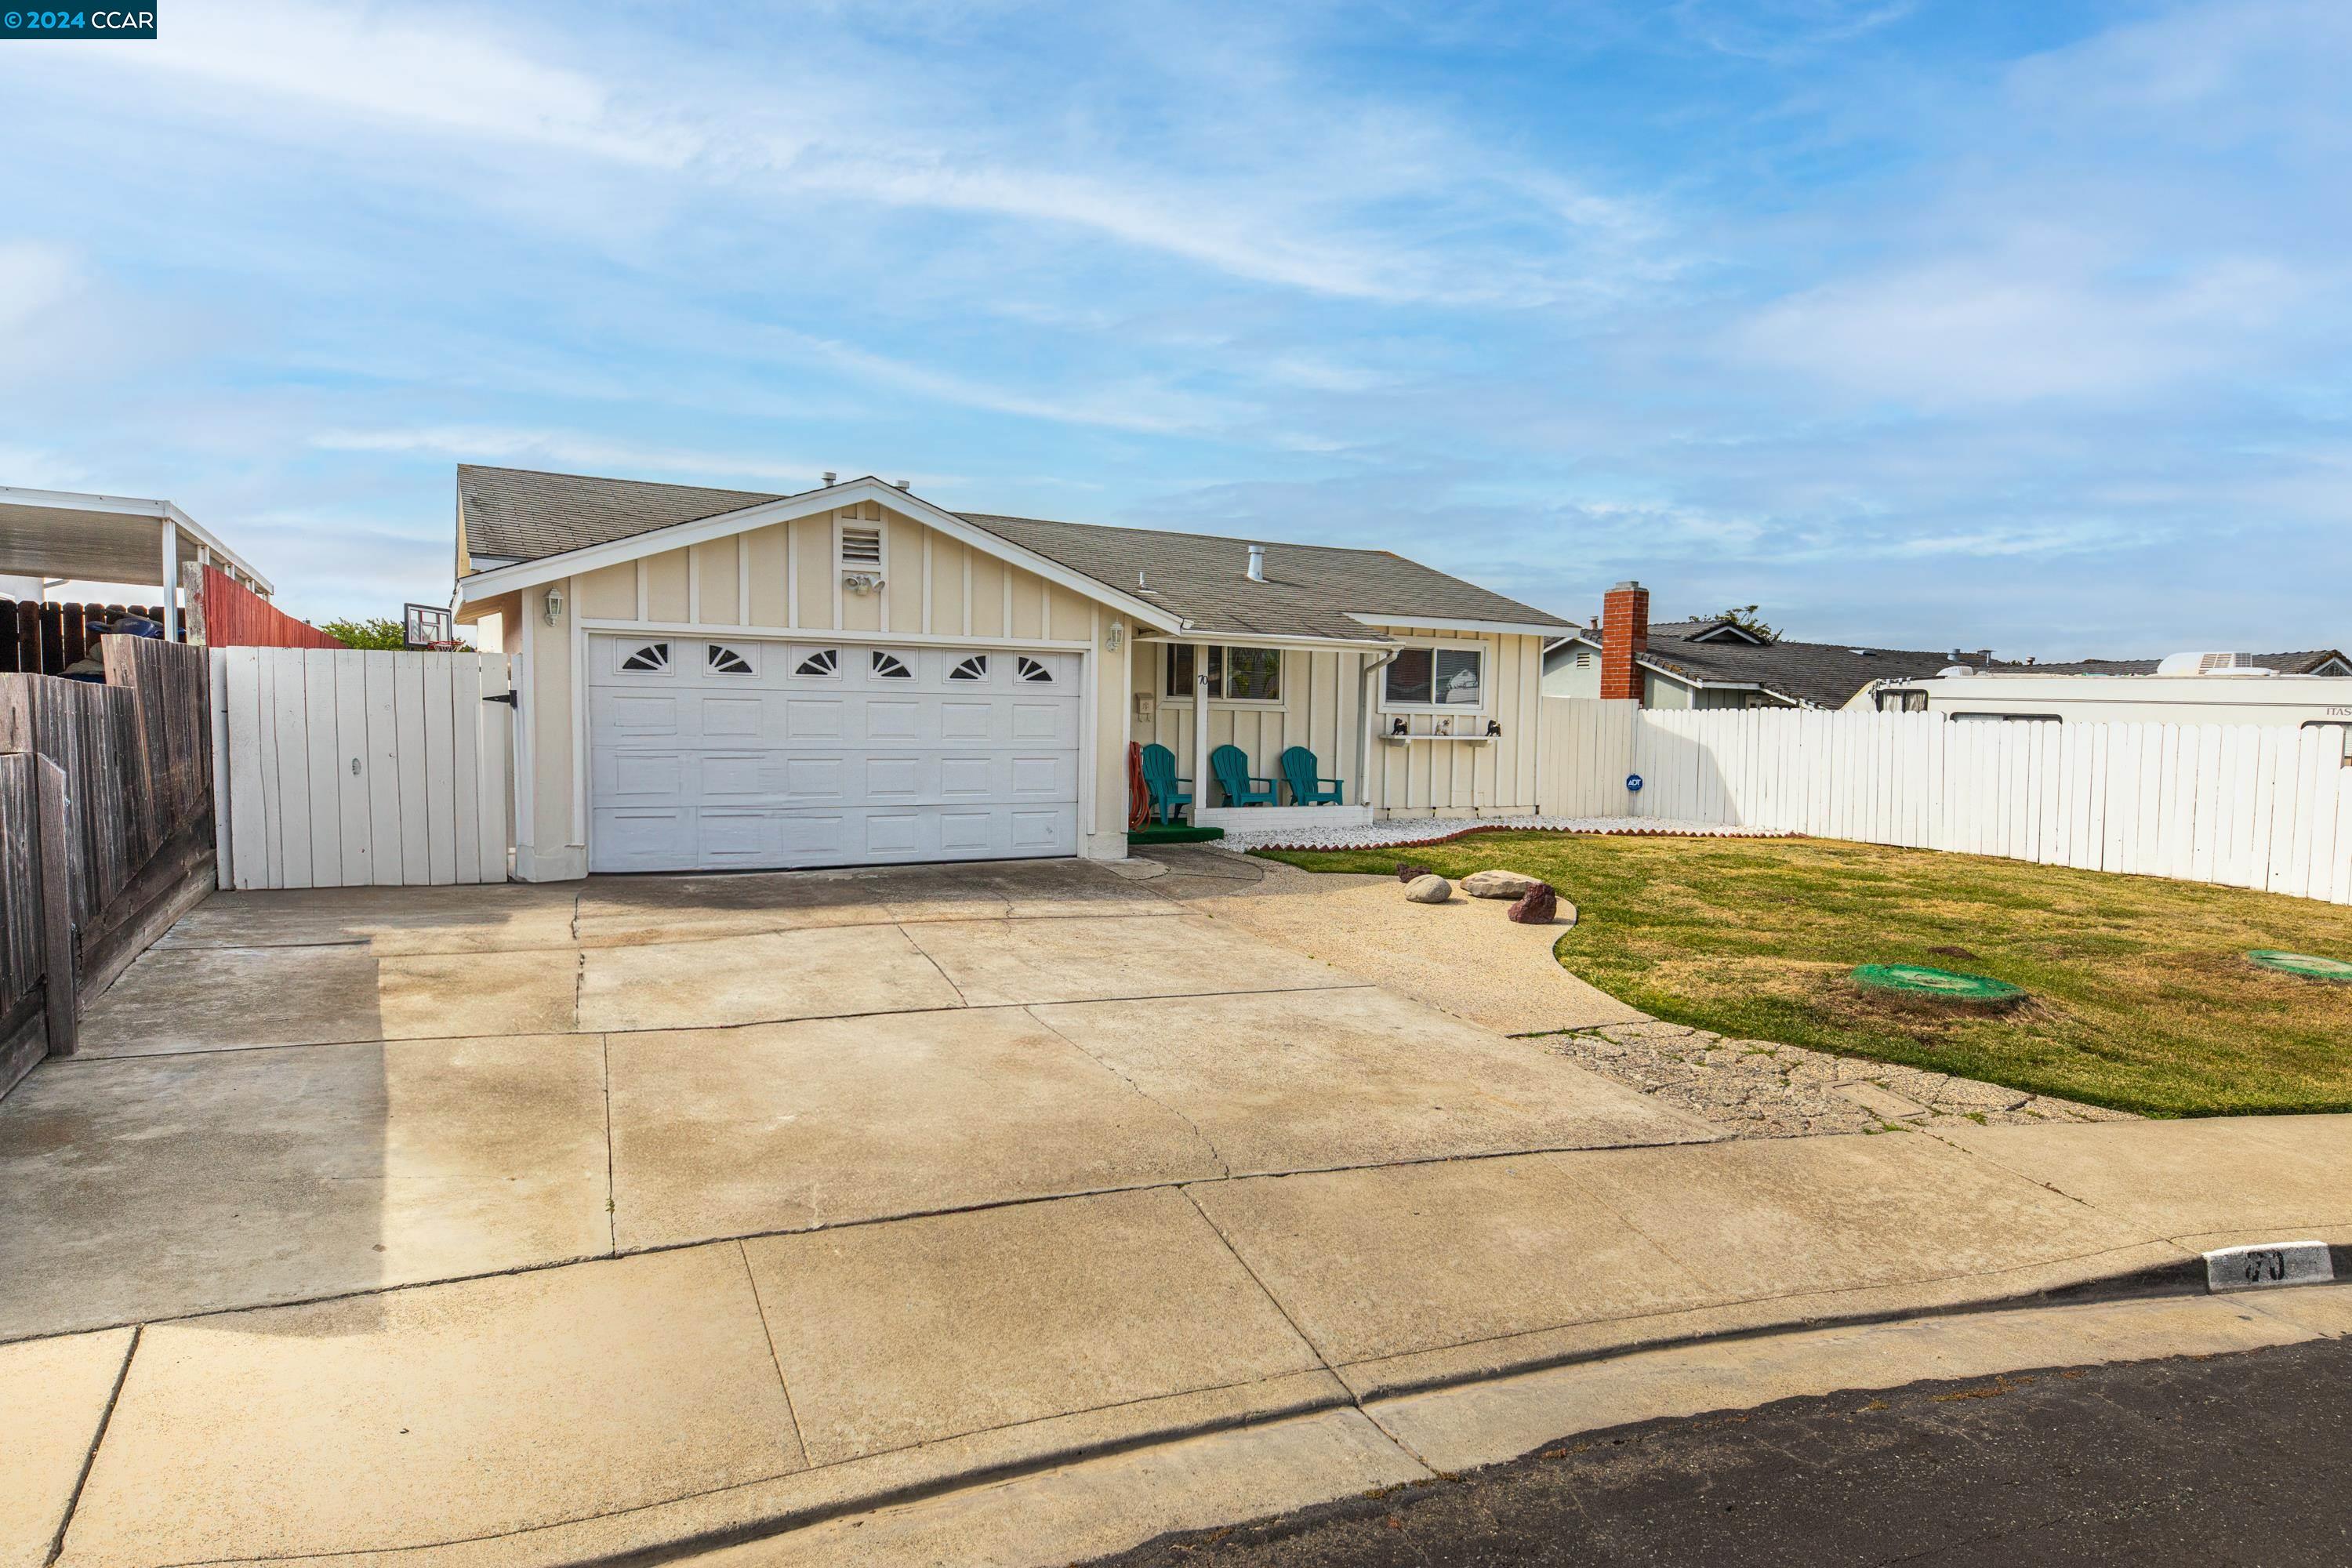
(1539, 583, 1984, 711)
(452, 466, 1574, 880)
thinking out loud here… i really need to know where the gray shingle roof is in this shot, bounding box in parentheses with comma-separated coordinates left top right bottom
(1639, 635, 1969, 709)
(456, 464, 1577, 641)
(460, 464, 798, 562)
(1555, 625, 1973, 709)
(958, 514, 1573, 641)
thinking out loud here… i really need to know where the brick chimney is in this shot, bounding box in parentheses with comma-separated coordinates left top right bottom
(1600, 580, 1649, 702)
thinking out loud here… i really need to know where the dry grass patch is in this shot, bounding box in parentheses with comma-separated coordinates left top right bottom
(1256, 833, 2352, 1117)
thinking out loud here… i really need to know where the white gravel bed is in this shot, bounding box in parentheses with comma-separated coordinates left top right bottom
(1207, 815, 1793, 853)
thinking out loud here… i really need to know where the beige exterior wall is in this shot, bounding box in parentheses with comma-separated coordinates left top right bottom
(1130, 626, 1548, 819)
(505, 502, 1135, 880)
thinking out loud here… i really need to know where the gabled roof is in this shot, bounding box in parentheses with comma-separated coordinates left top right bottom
(455, 464, 1575, 643)
(1552, 624, 1970, 709)
(460, 465, 797, 562)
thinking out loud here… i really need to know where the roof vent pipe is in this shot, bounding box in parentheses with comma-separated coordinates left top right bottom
(893, 479, 911, 491)
(822, 471, 837, 486)
(1246, 544, 1265, 583)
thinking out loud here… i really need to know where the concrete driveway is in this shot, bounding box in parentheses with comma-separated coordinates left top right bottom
(0, 857, 1714, 1341)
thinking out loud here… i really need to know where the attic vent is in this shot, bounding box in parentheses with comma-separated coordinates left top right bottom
(839, 525, 884, 568)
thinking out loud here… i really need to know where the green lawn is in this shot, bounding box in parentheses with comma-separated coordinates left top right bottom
(1256, 832, 2352, 1118)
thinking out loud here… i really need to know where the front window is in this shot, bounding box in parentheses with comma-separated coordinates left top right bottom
(1383, 647, 1483, 707)
(1167, 644, 1282, 702)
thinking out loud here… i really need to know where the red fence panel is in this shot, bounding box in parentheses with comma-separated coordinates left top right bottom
(196, 567, 343, 651)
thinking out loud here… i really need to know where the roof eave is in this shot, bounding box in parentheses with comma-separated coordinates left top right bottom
(456, 476, 1183, 633)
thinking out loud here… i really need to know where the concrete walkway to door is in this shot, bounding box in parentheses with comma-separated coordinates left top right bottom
(5, 858, 2350, 1568)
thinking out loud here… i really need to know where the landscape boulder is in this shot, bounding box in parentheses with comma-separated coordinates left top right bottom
(1396, 862, 1433, 883)
(1462, 869, 1547, 900)
(1404, 873, 1454, 904)
(1507, 883, 1560, 924)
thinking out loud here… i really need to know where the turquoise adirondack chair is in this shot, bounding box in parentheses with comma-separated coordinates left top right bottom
(1279, 746, 1345, 805)
(1208, 745, 1277, 807)
(1138, 743, 1192, 824)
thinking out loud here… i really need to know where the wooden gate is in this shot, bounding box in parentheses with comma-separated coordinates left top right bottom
(212, 648, 514, 890)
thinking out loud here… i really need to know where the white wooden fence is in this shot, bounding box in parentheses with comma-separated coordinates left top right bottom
(212, 648, 514, 891)
(1541, 698, 2352, 904)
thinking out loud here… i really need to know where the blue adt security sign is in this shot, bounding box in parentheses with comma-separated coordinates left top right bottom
(1626, 773, 1644, 793)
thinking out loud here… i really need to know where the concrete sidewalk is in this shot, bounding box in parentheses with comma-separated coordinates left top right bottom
(9, 1113, 2347, 1568)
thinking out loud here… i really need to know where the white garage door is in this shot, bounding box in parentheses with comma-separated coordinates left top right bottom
(588, 635, 1082, 873)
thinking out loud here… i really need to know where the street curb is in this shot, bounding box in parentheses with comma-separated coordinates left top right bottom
(571, 1251, 2258, 1568)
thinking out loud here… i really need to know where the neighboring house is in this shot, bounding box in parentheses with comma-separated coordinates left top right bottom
(451, 466, 1575, 879)
(1540, 583, 1983, 711)
(1542, 582, 2350, 720)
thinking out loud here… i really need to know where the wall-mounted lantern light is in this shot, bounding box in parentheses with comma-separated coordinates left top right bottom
(1105, 619, 1123, 652)
(543, 585, 564, 626)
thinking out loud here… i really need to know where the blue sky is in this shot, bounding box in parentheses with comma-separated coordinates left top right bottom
(2, 0, 2346, 657)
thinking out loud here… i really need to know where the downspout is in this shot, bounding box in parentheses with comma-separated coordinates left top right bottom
(1356, 648, 1402, 811)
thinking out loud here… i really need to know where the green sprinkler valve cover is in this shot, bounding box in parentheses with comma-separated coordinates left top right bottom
(2246, 950, 2352, 982)
(1850, 964, 2025, 1003)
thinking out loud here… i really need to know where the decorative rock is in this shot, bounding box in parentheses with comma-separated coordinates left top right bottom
(1396, 862, 1433, 883)
(1506, 883, 1558, 924)
(1404, 873, 1453, 904)
(1463, 869, 1547, 899)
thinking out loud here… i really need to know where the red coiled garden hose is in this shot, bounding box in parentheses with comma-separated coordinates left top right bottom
(1127, 741, 1152, 829)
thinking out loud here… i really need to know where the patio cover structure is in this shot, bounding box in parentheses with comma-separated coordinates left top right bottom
(0, 485, 274, 641)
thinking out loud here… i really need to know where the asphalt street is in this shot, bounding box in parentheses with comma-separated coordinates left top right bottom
(1090, 1333, 2352, 1566)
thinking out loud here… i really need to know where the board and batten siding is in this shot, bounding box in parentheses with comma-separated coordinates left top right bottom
(507, 500, 1133, 878)
(1134, 626, 1547, 818)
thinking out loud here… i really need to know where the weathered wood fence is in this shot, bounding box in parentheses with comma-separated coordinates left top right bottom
(0, 637, 216, 1094)
(2, 597, 180, 675)
(1540, 698, 2352, 904)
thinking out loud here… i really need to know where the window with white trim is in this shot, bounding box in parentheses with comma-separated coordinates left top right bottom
(1382, 646, 1483, 708)
(793, 648, 840, 677)
(707, 644, 753, 675)
(620, 642, 671, 673)
(1016, 656, 1054, 684)
(949, 655, 989, 681)
(870, 650, 912, 678)
(1165, 644, 1281, 702)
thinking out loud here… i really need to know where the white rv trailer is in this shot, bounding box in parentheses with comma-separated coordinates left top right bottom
(1871, 653, 2352, 756)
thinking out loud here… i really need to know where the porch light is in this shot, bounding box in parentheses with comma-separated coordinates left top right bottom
(1105, 620, 1123, 652)
(543, 585, 564, 625)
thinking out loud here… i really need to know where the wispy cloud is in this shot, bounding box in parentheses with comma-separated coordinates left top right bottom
(2, 0, 2347, 653)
